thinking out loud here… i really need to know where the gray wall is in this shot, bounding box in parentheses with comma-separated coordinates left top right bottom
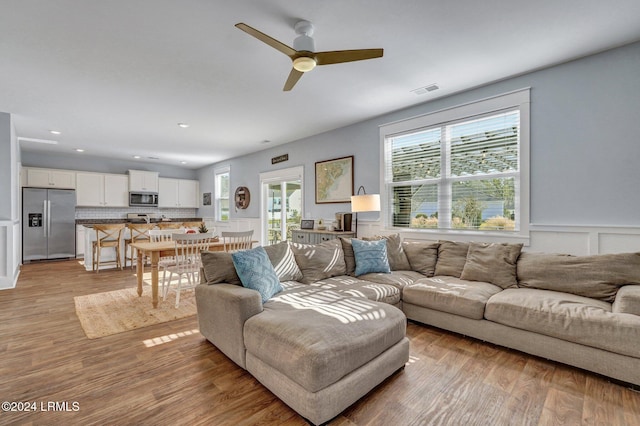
(0, 112, 13, 220)
(198, 40, 640, 227)
(21, 151, 198, 180)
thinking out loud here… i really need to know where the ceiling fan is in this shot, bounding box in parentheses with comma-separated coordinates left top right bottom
(235, 21, 383, 91)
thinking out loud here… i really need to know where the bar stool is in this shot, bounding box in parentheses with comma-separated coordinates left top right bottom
(92, 224, 126, 272)
(124, 223, 154, 269)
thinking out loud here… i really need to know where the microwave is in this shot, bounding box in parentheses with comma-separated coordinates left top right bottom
(129, 192, 158, 207)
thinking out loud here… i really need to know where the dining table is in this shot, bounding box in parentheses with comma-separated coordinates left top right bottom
(129, 239, 226, 308)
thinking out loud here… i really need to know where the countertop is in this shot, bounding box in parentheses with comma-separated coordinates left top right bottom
(76, 217, 203, 226)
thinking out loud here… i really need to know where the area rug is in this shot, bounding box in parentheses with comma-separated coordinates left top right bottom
(74, 287, 197, 339)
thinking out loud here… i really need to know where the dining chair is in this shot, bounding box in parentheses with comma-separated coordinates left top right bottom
(164, 233, 213, 308)
(92, 223, 126, 272)
(124, 223, 154, 269)
(149, 229, 186, 290)
(221, 230, 254, 252)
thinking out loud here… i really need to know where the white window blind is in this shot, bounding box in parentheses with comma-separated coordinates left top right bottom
(382, 89, 529, 235)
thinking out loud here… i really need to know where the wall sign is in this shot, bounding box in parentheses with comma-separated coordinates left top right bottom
(271, 154, 289, 164)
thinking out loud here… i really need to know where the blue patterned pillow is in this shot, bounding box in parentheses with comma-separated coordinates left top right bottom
(232, 246, 283, 303)
(351, 238, 391, 276)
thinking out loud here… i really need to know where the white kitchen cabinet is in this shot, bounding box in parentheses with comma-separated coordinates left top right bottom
(158, 178, 199, 208)
(76, 172, 129, 207)
(25, 167, 76, 189)
(128, 170, 159, 192)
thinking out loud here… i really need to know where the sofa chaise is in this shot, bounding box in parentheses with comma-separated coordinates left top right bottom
(195, 235, 640, 424)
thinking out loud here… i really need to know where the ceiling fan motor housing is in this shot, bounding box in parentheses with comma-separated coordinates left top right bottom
(294, 20, 315, 52)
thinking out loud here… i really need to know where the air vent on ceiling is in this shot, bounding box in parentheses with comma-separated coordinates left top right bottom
(411, 84, 439, 95)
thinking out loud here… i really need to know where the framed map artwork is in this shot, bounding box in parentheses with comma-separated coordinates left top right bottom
(315, 156, 354, 204)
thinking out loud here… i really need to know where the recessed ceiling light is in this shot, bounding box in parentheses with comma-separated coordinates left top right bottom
(50, 130, 61, 135)
(133, 155, 141, 159)
(178, 123, 190, 128)
(180, 161, 188, 164)
(75, 148, 85, 152)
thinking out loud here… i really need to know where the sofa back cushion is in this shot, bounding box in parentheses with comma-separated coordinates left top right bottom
(363, 234, 411, 270)
(434, 241, 469, 277)
(517, 252, 640, 302)
(290, 239, 347, 284)
(460, 242, 523, 288)
(200, 251, 242, 285)
(263, 241, 304, 282)
(402, 241, 439, 277)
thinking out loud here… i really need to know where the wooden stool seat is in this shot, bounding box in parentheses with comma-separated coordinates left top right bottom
(92, 224, 126, 272)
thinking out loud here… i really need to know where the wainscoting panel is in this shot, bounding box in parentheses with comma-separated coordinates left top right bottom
(0, 220, 21, 289)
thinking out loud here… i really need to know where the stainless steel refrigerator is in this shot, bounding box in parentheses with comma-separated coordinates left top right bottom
(23, 188, 76, 262)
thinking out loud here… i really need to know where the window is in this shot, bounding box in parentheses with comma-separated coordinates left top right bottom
(214, 166, 230, 221)
(382, 89, 529, 236)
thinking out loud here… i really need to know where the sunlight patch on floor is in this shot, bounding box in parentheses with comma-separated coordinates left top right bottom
(143, 328, 200, 348)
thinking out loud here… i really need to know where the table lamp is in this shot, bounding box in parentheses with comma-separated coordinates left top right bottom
(351, 186, 381, 237)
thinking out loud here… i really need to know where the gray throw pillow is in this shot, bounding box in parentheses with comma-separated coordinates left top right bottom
(263, 241, 304, 282)
(363, 234, 411, 271)
(517, 252, 640, 302)
(460, 242, 523, 288)
(434, 240, 469, 277)
(200, 251, 242, 285)
(340, 237, 356, 276)
(290, 238, 347, 284)
(402, 240, 440, 277)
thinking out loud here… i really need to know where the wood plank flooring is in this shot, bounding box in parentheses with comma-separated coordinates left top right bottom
(1, 260, 640, 425)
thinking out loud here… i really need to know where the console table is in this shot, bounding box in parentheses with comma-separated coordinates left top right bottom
(291, 229, 356, 244)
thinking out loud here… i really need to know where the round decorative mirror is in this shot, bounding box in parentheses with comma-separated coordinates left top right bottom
(234, 186, 250, 209)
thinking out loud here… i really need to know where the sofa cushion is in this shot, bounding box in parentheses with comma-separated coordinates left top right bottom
(460, 242, 523, 289)
(403, 276, 503, 320)
(291, 239, 347, 284)
(232, 247, 283, 303)
(485, 288, 640, 358)
(363, 234, 411, 271)
(612, 285, 640, 316)
(339, 237, 357, 276)
(200, 251, 241, 286)
(310, 276, 402, 305)
(517, 252, 640, 302)
(244, 289, 407, 392)
(352, 238, 391, 276)
(434, 241, 469, 277)
(402, 241, 439, 277)
(357, 270, 426, 290)
(263, 241, 304, 282)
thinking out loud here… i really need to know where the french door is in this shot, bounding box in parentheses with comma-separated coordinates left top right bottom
(260, 166, 303, 246)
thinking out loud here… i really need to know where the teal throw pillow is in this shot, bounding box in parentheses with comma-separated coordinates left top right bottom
(351, 238, 391, 276)
(232, 246, 283, 303)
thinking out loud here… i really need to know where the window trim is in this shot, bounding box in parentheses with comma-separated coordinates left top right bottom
(214, 165, 230, 222)
(379, 88, 530, 242)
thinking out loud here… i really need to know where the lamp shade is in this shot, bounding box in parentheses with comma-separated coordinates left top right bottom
(350, 194, 381, 213)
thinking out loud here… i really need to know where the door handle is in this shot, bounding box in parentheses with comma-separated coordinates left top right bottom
(43, 200, 48, 237)
(47, 200, 52, 238)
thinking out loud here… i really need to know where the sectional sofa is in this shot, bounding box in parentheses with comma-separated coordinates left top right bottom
(195, 235, 640, 425)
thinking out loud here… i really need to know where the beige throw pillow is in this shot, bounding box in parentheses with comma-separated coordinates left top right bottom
(460, 242, 523, 288)
(402, 241, 440, 277)
(290, 239, 347, 284)
(200, 251, 242, 285)
(434, 241, 470, 277)
(517, 252, 640, 302)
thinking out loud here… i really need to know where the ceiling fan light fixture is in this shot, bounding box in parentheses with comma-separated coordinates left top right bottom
(293, 56, 316, 72)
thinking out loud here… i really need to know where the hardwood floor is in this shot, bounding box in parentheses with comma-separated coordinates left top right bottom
(1, 260, 640, 425)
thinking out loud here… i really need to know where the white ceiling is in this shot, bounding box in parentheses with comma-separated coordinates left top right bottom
(2, 1, 640, 170)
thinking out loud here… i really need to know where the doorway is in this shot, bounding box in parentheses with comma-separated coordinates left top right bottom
(260, 166, 303, 246)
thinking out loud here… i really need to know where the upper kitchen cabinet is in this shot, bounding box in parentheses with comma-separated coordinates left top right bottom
(128, 170, 159, 192)
(158, 178, 199, 208)
(77, 172, 128, 207)
(24, 167, 76, 189)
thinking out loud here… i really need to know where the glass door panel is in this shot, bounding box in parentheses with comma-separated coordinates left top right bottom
(264, 179, 302, 245)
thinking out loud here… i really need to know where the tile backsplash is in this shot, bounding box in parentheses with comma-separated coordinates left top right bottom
(76, 207, 198, 220)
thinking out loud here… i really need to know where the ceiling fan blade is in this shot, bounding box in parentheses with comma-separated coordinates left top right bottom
(315, 48, 383, 66)
(283, 68, 304, 91)
(235, 23, 296, 57)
